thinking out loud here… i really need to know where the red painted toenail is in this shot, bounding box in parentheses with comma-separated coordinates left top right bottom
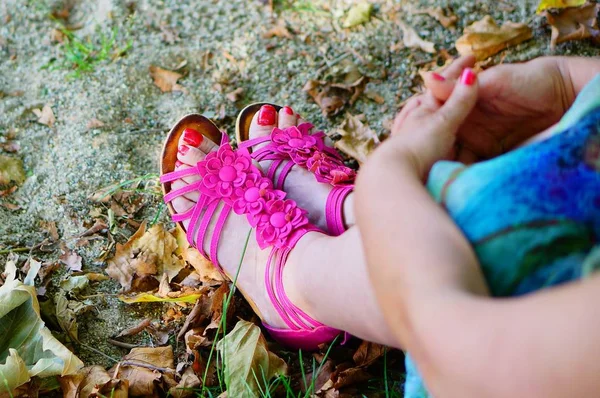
(258, 105, 277, 126)
(178, 145, 189, 155)
(175, 160, 183, 168)
(182, 128, 203, 147)
(431, 72, 445, 81)
(282, 106, 294, 115)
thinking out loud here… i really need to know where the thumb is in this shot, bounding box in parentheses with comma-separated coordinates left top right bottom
(436, 68, 478, 131)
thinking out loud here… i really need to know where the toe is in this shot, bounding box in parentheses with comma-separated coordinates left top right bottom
(179, 127, 218, 154)
(177, 144, 206, 165)
(278, 106, 297, 129)
(248, 104, 278, 140)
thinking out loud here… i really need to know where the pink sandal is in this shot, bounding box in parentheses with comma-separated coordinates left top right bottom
(236, 103, 355, 236)
(160, 114, 343, 350)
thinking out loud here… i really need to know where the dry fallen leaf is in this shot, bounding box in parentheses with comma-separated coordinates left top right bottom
(537, 0, 586, 13)
(118, 291, 205, 304)
(343, 2, 373, 28)
(169, 366, 201, 398)
(217, 320, 287, 398)
(32, 105, 56, 127)
(149, 65, 186, 93)
(332, 366, 371, 389)
(60, 249, 82, 272)
(303, 77, 368, 116)
(174, 227, 225, 285)
(333, 114, 381, 164)
(0, 155, 25, 188)
(106, 222, 185, 292)
(398, 20, 436, 53)
(415, 7, 458, 28)
(352, 341, 386, 367)
(543, 3, 600, 48)
(455, 15, 533, 61)
(112, 346, 176, 397)
(59, 366, 128, 398)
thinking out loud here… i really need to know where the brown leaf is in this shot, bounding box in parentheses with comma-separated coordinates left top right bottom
(332, 366, 371, 389)
(32, 105, 56, 127)
(105, 222, 185, 292)
(86, 118, 105, 130)
(225, 87, 245, 102)
(543, 3, 600, 48)
(174, 228, 225, 285)
(113, 346, 175, 397)
(416, 7, 457, 28)
(263, 20, 292, 39)
(168, 367, 201, 398)
(303, 77, 368, 116)
(59, 366, 127, 398)
(333, 114, 380, 164)
(305, 359, 335, 393)
(455, 15, 533, 61)
(60, 249, 83, 272)
(352, 341, 386, 367)
(149, 65, 186, 93)
(398, 20, 436, 53)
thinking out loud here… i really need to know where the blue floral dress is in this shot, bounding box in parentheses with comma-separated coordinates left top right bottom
(404, 74, 600, 397)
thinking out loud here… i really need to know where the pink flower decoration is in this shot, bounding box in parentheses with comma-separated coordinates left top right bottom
(269, 124, 355, 186)
(233, 175, 285, 219)
(271, 125, 319, 165)
(255, 198, 309, 249)
(306, 152, 356, 185)
(197, 143, 260, 204)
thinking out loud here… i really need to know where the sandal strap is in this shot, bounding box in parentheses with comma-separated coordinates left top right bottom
(162, 133, 337, 335)
(326, 185, 354, 236)
(243, 122, 356, 187)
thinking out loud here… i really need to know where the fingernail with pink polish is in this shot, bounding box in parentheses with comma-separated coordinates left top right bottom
(460, 68, 476, 86)
(431, 72, 445, 81)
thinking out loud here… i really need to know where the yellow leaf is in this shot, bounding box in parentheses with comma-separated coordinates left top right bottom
(455, 16, 532, 61)
(0, 155, 25, 188)
(343, 2, 373, 28)
(118, 291, 204, 303)
(537, 0, 586, 13)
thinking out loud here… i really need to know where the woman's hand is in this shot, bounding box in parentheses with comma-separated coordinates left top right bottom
(422, 56, 579, 162)
(388, 67, 479, 178)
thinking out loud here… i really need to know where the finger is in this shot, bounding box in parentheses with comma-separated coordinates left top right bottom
(435, 68, 478, 132)
(424, 55, 476, 102)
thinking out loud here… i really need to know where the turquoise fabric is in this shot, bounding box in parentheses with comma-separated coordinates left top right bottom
(404, 74, 600, 397)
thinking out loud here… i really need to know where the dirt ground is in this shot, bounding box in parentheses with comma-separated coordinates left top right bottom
(1, 0, 598, 391)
